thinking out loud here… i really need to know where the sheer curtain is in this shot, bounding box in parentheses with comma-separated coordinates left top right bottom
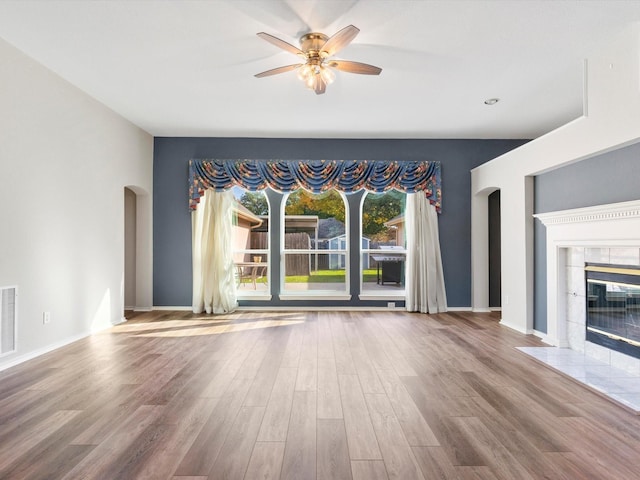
(405, 192, 448, 313)
(192, 190, 238, 314)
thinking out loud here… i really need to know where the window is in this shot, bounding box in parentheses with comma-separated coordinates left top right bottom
(232, 189, 269, 297)
(230, 187, 407, 302)
(281, 189, 349, 298)
(360, 190, 406, 297)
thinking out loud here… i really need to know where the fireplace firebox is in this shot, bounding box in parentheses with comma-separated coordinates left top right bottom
(586, 263, 640, 359)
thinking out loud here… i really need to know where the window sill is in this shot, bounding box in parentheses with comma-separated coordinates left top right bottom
(237, 294, 272, 301)
(279, 294, 352, 301)
(358, 293, 406, 301)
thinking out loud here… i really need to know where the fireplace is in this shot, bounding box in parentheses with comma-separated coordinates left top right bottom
(533, 199, 640, 374)
(586, 263, 640, 359)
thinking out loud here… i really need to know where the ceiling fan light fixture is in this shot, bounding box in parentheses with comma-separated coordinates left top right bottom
(305, 74, 317, 90)
(297, 64, 313, 81)
(319, 65, 335, 85)
(255, 25, 381, 95)
(297, 62, 334, 90)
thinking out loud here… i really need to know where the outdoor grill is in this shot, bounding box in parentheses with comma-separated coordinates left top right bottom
(371, 253, 406, 285)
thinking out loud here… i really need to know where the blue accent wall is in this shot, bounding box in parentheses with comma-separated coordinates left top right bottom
(153, 137, 527, 308)
(534, 141, 640, 332)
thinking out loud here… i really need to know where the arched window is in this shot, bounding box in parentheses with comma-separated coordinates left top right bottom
(232, 188, 270, 296)
(281, 189, 349, 297)
(361, 190, 407, 297)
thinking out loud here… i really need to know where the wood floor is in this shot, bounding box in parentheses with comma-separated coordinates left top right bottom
(1, 310, 640, 479)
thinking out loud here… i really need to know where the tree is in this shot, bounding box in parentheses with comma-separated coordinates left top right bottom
(239, 191, 268, 215)
(362, 191, 404, 237)
(285, 189, 345, 223)
(284, 189, 404, 239)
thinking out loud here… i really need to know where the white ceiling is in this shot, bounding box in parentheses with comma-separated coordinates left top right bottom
(1, 0, 640, 139)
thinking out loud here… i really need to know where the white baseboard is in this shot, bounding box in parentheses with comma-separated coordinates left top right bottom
(151, 306, 505, 315)
(147, 305, 510, 315)
(499, 318, 531, 335)
(153, 306, 192, 311)
(0, 319, 125, 372)
(152, 305, 412, 312)
(235, 306, 405, 312)
(0, 335, 85, 372)
(532, 330, 556, 346)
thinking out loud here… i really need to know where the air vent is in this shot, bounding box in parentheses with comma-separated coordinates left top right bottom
(1, 287, 17, 355)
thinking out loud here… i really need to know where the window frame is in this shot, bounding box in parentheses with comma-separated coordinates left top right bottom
(232, 189, 271, 300)
(358, 190, 407, 301)
(279, 189, 351, 301)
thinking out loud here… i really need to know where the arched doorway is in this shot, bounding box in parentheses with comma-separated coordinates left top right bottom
(471, 187, 500, 312)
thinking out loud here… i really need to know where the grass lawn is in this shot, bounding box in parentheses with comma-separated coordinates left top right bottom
(286, 269, 378, 283)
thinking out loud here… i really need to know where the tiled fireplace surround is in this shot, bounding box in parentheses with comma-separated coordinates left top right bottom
(527, 200, 640, 411)
(564, 245, 640, 373)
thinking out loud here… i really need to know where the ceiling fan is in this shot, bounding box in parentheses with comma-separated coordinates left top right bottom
(254, 25, 382, 95)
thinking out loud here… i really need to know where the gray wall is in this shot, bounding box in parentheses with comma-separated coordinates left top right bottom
(534, 141, 640, 331)
(153, 137, 527, 308)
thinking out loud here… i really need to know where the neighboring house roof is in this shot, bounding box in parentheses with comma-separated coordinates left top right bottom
(234, 200, 263, 227)
(253, 215, 320, 234)
(326, 234, 370, 242)
(284, 215, 319, 234)
(318, 218, 345, 239)
(385, 214, 404, 227)
(240, 214, 346, 237)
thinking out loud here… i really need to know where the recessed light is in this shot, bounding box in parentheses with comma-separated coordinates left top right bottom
(484, 98, 500, 105)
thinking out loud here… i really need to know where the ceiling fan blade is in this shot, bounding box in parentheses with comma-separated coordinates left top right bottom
(321, 25, 360, 57)
(328, 60, 382, 75)
(254, 64, 303, 78)
(256, 32, 304, 56)
(314, 75, 327, 95)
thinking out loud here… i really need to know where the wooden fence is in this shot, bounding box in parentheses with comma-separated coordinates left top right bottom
(249, 231, 330, 275)
(285, 232, 310, 276)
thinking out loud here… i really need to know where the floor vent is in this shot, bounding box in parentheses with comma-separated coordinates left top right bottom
(1, 287, 17, 355)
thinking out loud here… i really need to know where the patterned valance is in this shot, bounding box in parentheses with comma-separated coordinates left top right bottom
(189, 159, 442, 212)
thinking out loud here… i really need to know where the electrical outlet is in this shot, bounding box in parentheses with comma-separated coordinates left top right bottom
(43, 311, 51, 324)
(387, 302, 395, 309)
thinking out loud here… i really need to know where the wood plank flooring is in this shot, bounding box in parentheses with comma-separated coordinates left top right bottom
(1, 310, 640, 479)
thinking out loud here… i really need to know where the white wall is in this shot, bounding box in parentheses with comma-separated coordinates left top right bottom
(471, 24, 640, 334)
(0, 38, 153, 369)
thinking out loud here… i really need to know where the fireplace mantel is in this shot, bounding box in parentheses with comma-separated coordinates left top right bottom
(534, 199, 640, 348)
(535, 200, 640, 227)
